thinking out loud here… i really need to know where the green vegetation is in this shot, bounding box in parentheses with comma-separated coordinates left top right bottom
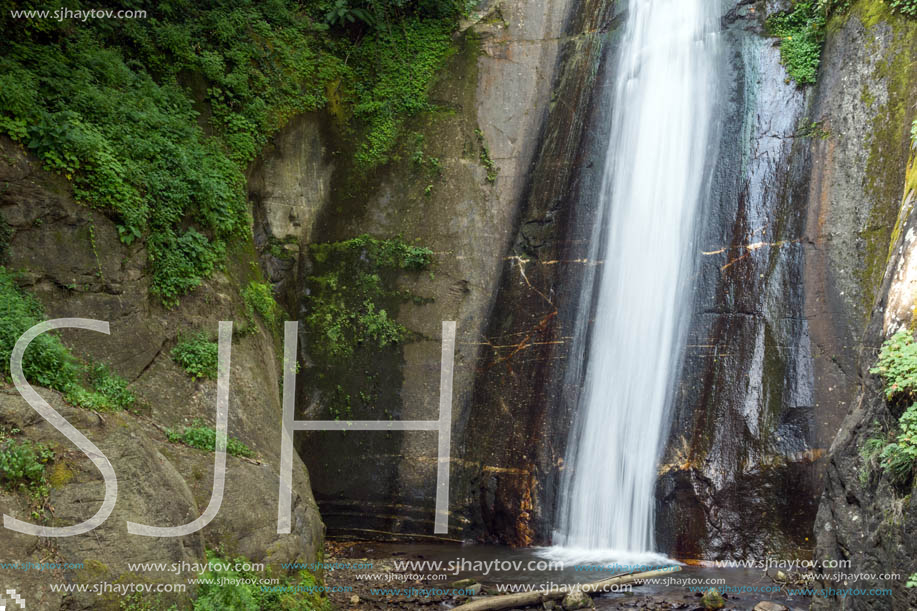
(345, 18, 456, 167)
(0, 219, 11, 264)
(304, 235, 432, 418)
(165, 420, 254, 458)
(0, 267, 134, 411)
(193, 550, 331, 610)
(0, 430, 55, 518)
(0, 266, 81, 391)
(859, 433, 887, 484)
(867, 330, 917, 485)
(66, 361, 136, 412)
(870, 330, 917, 399)
(305, 235, 432, 363)
(888, 0, 917, 17)
(242, 281, 280, 332)
(0, 437, 53, 489)
(171, 333, 219, 380)
(475, 128, 498, 183)
(0, 0, 465, 306)
(767, 1, 827, 85)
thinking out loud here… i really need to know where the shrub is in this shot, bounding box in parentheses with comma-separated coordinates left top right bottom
(868, 331, 917, 485)
(346, 18, 456, 168)
(193, 550, 331, 610)
(0, 267, 136, 411)
(0, 267, 81, 392)
(171, 334, 219, 380)
(166, 421, 254, 458)
(0, 438, 54, 489)
(766, 1, 826, 85)
(66, 362, 135, 412)
(870, 330, 917, 400)
(242, 281, 280, 331)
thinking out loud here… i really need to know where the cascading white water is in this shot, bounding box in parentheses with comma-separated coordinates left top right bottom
(553, 0, 720, 558)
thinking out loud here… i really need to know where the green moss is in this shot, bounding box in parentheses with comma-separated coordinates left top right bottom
(859, 4, 917, 312)
(242, 281, 281, 333)
(78, 558, 110, 584)
(48, 461, 74, 488)
(304, 235, 431, 418)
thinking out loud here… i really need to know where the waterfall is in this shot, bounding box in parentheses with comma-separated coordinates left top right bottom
(552, 0, 720, 558)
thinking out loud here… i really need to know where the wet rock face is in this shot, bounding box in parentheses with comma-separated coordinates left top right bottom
(658, 0, 916, 561)
(655, 0, 819, 559)
(0, 135, 324, 605)
(280, 0, 619, 542)
(812, 195, 917, 611)
(458, 0, 621, 544)
(812, 7, 917, 610)
(248, 113, 334, 312)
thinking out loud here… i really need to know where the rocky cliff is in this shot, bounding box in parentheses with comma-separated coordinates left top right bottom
(809, 2, 917, 609)
(0, 136, 324, 609)
(249, 0, 621, 542)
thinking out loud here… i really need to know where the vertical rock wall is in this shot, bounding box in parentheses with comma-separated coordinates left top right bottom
(809, 2, 917, 609)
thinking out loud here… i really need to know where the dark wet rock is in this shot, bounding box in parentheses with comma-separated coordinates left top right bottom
(657, 0, 818, 559)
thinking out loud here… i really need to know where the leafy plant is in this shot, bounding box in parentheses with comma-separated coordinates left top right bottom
(304, 235, 431, 418)
(870, 330, 917, 400)
(324, 0, 378, 28)
(171, 333, 219, 380)
(475, 128, 498, 183)
(66, 362, 135, 412)
(242, 281, 280, 331)
(347, 18, 456, 168)
(165, 421, 254, 458)
(193, 550, 331, 610)
(766, 1, 826, 85)
(0, 438, 53, 488)
(0, 267, 81, 392)
(305, 235, 432, 363)
(0, 267, 136, 411)
(888, 0, 917, 17)
(868, 331, 917, 485)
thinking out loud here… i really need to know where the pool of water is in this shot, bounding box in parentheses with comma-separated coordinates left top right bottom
(337, 542, 810, 610)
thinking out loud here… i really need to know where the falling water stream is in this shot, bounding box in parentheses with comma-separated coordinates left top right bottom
(551, 0, 720, 559)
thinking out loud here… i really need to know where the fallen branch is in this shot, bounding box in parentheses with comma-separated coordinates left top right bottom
(451, 566, 681, 611)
